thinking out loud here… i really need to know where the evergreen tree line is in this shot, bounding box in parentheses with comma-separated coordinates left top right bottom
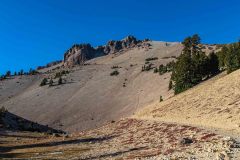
(154, 61, 175, 75)
(0, 68, 39, 80)
(216, 42, 240, 74)
(170, 34, 219, 94)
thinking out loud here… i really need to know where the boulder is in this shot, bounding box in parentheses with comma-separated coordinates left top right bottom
(180, 138, 193, 144)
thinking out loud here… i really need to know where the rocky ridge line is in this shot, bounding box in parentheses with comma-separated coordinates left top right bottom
(63, 36, 150, 66)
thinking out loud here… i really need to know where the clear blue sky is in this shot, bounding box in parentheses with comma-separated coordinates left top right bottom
(0, 0, 240, 74)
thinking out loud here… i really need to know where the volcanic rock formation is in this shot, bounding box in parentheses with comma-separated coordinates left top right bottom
(63, 36, 146, 66)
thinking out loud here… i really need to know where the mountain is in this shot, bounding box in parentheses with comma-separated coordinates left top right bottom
(0, 36, 219, 132)
(0, 37, 183, 132)
(2, 69, 240, 159)
(63, 36, 147, 66)
(2, 36, 240, 159)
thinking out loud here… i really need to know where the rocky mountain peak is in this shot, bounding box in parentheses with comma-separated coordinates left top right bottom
(63, 36, 147, 67)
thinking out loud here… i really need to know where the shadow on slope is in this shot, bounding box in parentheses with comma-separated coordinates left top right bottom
(0, 108, 64, 133)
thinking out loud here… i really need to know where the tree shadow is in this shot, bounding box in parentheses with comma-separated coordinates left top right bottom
(79, 146, 147, 160)
(0, 133, 41, 139)
(0, 135, 117, 154)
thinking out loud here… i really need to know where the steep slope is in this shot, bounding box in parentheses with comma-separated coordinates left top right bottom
(0, 109, 63, 133)
(0, 75, 40, 104)
(1, 41, 183, 132)
(135, 69, 240, 135)
(63, 36, 145, 67)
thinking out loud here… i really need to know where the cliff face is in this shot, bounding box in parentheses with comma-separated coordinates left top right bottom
(63, 36, 145, 66)
(64, 44, 97, 67)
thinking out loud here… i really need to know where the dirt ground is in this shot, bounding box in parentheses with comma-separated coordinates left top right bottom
(2, 118, 240, 160)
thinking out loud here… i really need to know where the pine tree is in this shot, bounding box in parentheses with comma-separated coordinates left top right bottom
(216, 45, 228, 70)
(208, 52, 219, 75)
(168, 80, 173, 90)
(225, 43, 240, 73)
(40, 78, 48, 86)
(159, 95, 163, 102)
(49, 79, 54, 87)
(6, 71, 11, 77)
(58, 76, 63, 85)
(20, 69, 24, 75)
(171, 51, 195, 94)
(171, 34, 211, 94)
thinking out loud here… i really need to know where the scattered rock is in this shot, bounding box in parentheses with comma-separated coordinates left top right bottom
(180, 138, 193, 145)
(52, 133, 61, 137)
(216, 151, 230, 160)
(63, 134, 69, 138)
(111, 120, 115, 123)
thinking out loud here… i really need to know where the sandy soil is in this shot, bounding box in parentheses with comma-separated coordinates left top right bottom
(2, 118, 240, 160)
(135, 69, 240, 137)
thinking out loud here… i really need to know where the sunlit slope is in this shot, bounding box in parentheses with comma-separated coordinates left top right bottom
(1, 41, 182, 132)
(135, 70, 240, 133)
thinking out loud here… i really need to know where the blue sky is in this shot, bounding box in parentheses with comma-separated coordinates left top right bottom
(0, 0, 240, 74)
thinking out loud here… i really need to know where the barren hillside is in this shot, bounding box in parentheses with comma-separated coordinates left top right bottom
(1, 40, 240, 159)
(1, 41, 183, 132)
(135, 69, 240, 136)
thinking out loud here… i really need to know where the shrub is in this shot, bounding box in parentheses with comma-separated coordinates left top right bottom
(29, 68, 38, 75)
(0, 75, 6, 81)
(55, 72, 62, 79)
(159, 65, 167, 75)
(61, 70, 69, 75)
(0, 107, 7, 117)
(145, 57, 158, 62)
(168, 81, 173, 90)
(110, 70, 119, 76)
(58, 76, 63, 85)
(6, 71, 11, 77)
(142, 64, 153, 71)
(49, 79, 54, 87)
(40, 78, 48, 86)
(159, 96, 163, 102)
(111, 65, 119, 69)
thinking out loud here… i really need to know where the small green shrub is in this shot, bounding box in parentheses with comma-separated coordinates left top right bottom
(111, 65, 119, 69)
(159, 96, 163, 102)
(145, 57, 158, 62)
(110, 70, 119, 76)
(58, 77, 63, 85)
(154, 68, 158, 73)
(0, 107, 7, 117)
(168, 81, 173, 90)
(55, 72, 62, 79)
(142, 64, 153, 71)
(40, 78, 48, 86)
(49, 79, 54, 87)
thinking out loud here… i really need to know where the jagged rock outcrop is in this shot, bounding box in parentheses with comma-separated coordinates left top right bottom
(64, 44, 97, 67)
(63, 36, 147, 67)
